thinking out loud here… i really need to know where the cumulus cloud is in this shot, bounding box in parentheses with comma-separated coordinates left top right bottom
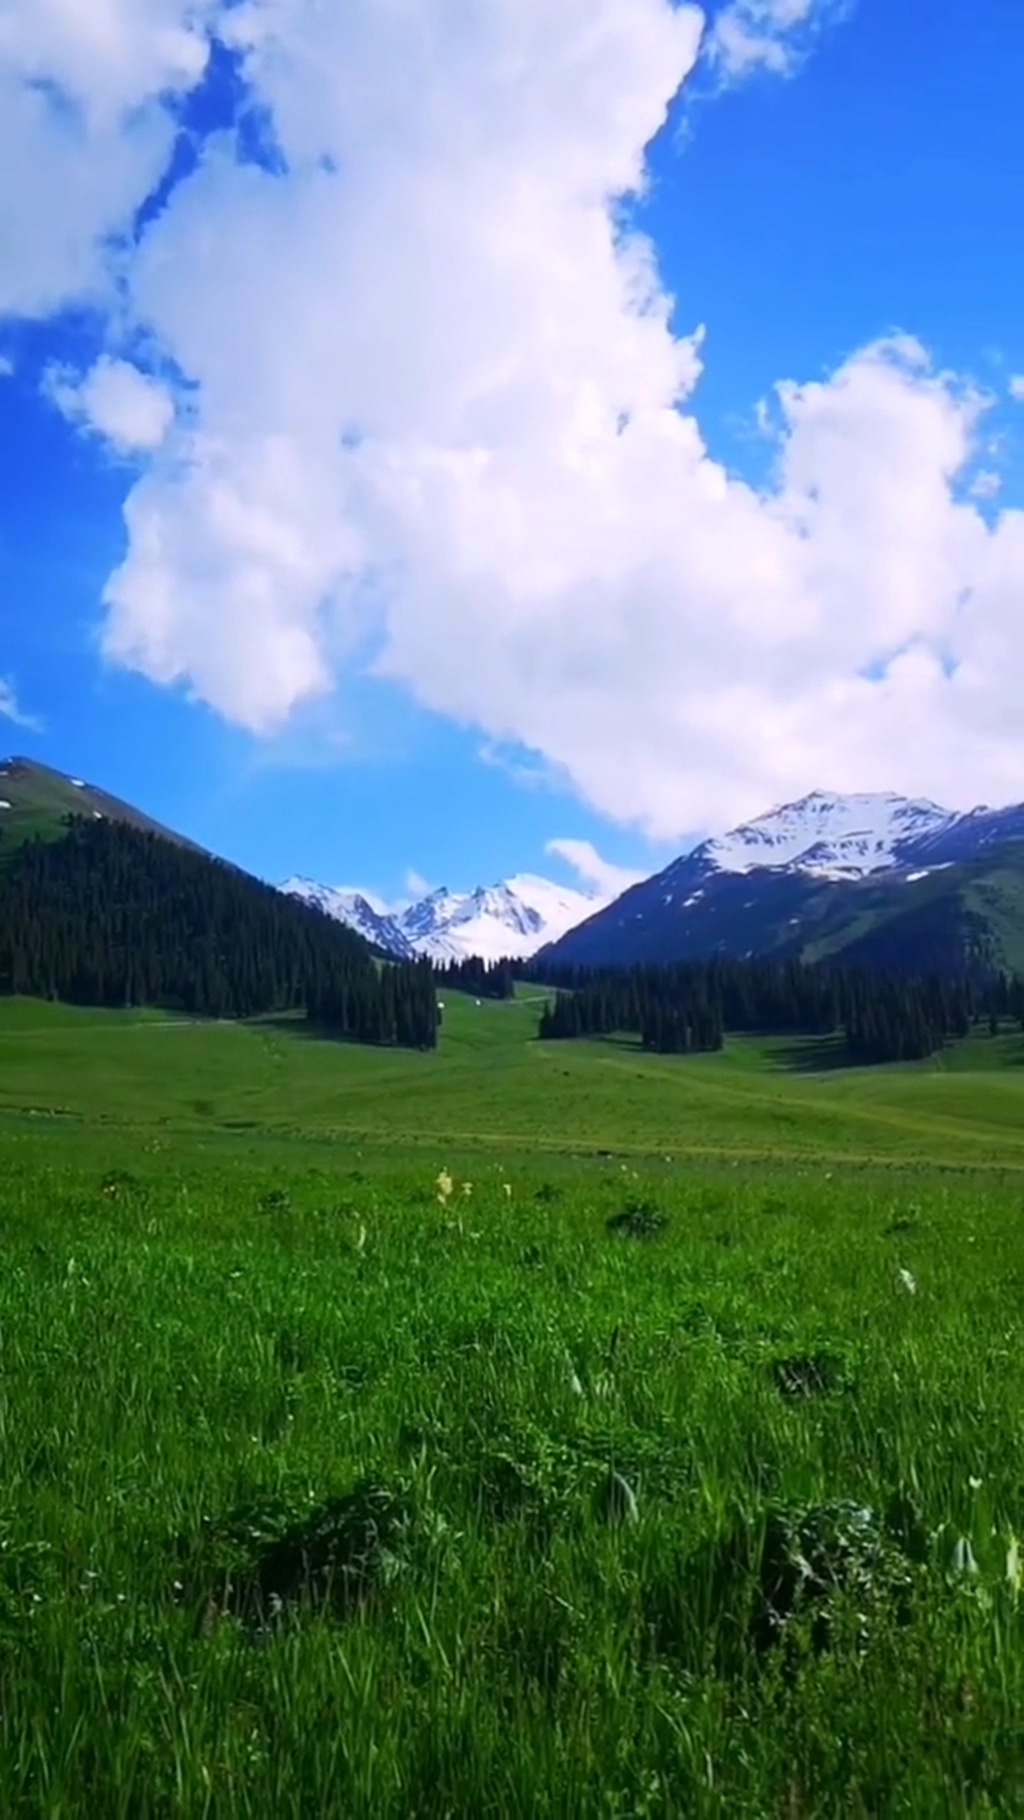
(706, 0, 849, 79)
(97, 0, 708, 740)
(545, 838, 647, 897)
(44, 356, 176, 453)
(0, 677, 41, 731)
(0, 0, 215, 317)
(3, 0, 1024, 842)
(1010, 376, 1024, 403)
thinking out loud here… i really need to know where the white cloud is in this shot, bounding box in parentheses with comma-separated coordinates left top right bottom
(0, 677, 41, 731)
(0, 0, 216, 318)
(4, 0, 1024, 844)
(1010, 376, 1024, 403)
(0, 352, 13, 377)
(968, 469, 1002, 501)
(97, 0, 708, 737)
(404, 869, 432, 900)
(706, 0, 849, 80)
(545, 838, 646, 897)
(45, 356, 176, 453)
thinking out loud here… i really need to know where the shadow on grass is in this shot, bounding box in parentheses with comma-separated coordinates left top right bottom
(777, 1033, 1024, 1074)
(248, 1013, 422, 1052)
(244, 1012, 323, 1042)
(772, 1035, 862, 1075)
(187, 1481, 419, 1641)
(582, 1031, 861, 1075)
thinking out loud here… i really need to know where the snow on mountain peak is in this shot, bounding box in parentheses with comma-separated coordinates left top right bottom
(281, 791, 970, 965)
(280, 870, 606, 962)
(279, 877, 414, 954)
(397, 872, 606, 961)
(700, 791, 955, 880)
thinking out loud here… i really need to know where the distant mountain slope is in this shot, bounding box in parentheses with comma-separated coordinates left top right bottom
(811, 843, 1024, 979)
(283, 872, 604, 961)
(401, 876, 603, 961)
(279, 880, 415, 957)
(539, 791, 1024, 977)
(0, 757, 202, 854)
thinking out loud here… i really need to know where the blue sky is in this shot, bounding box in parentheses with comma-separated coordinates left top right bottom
(2, 0, 1023, 903)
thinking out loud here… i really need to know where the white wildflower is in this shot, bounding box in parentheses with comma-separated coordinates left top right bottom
(897, 1268, 917, 1295)
(952, 1536, 978, 1576)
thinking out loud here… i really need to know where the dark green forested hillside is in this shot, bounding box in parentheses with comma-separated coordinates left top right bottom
(801, 844, 1024, 977)
(0, 819, 437, 1048)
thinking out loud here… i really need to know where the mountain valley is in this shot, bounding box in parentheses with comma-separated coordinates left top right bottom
(282, 789, 1024, 978)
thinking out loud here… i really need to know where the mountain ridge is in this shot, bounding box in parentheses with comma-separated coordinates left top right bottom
(286, 790, 986, 967)
(539, 790, 1024, 976)
(10, 756, 1024, 983)
(282, 871, 607, 962)
(0, 756, 205, 855)
(701, 789, 955, 879)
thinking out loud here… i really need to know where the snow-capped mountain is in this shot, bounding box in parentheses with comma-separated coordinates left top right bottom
(698, 791, 956, 880)
(538, 787, 1024, 971)
(279, 879, 415, 955)
(286, 788, 1024, 976)
(281, 872, 603, 962)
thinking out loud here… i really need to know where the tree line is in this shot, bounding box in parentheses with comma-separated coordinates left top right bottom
(525, 956, 1021, 1063)
(434, 956, 516, 1000)
(0, 819, 438, 1048)
(307, 958, 438, 1048)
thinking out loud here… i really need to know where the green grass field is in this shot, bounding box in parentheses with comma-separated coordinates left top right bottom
(5, 987, 1024, 1169)
(2, 993, 1024, 1815)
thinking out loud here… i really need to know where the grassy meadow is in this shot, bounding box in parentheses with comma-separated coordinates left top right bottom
(2, 991, 1024, 1813)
